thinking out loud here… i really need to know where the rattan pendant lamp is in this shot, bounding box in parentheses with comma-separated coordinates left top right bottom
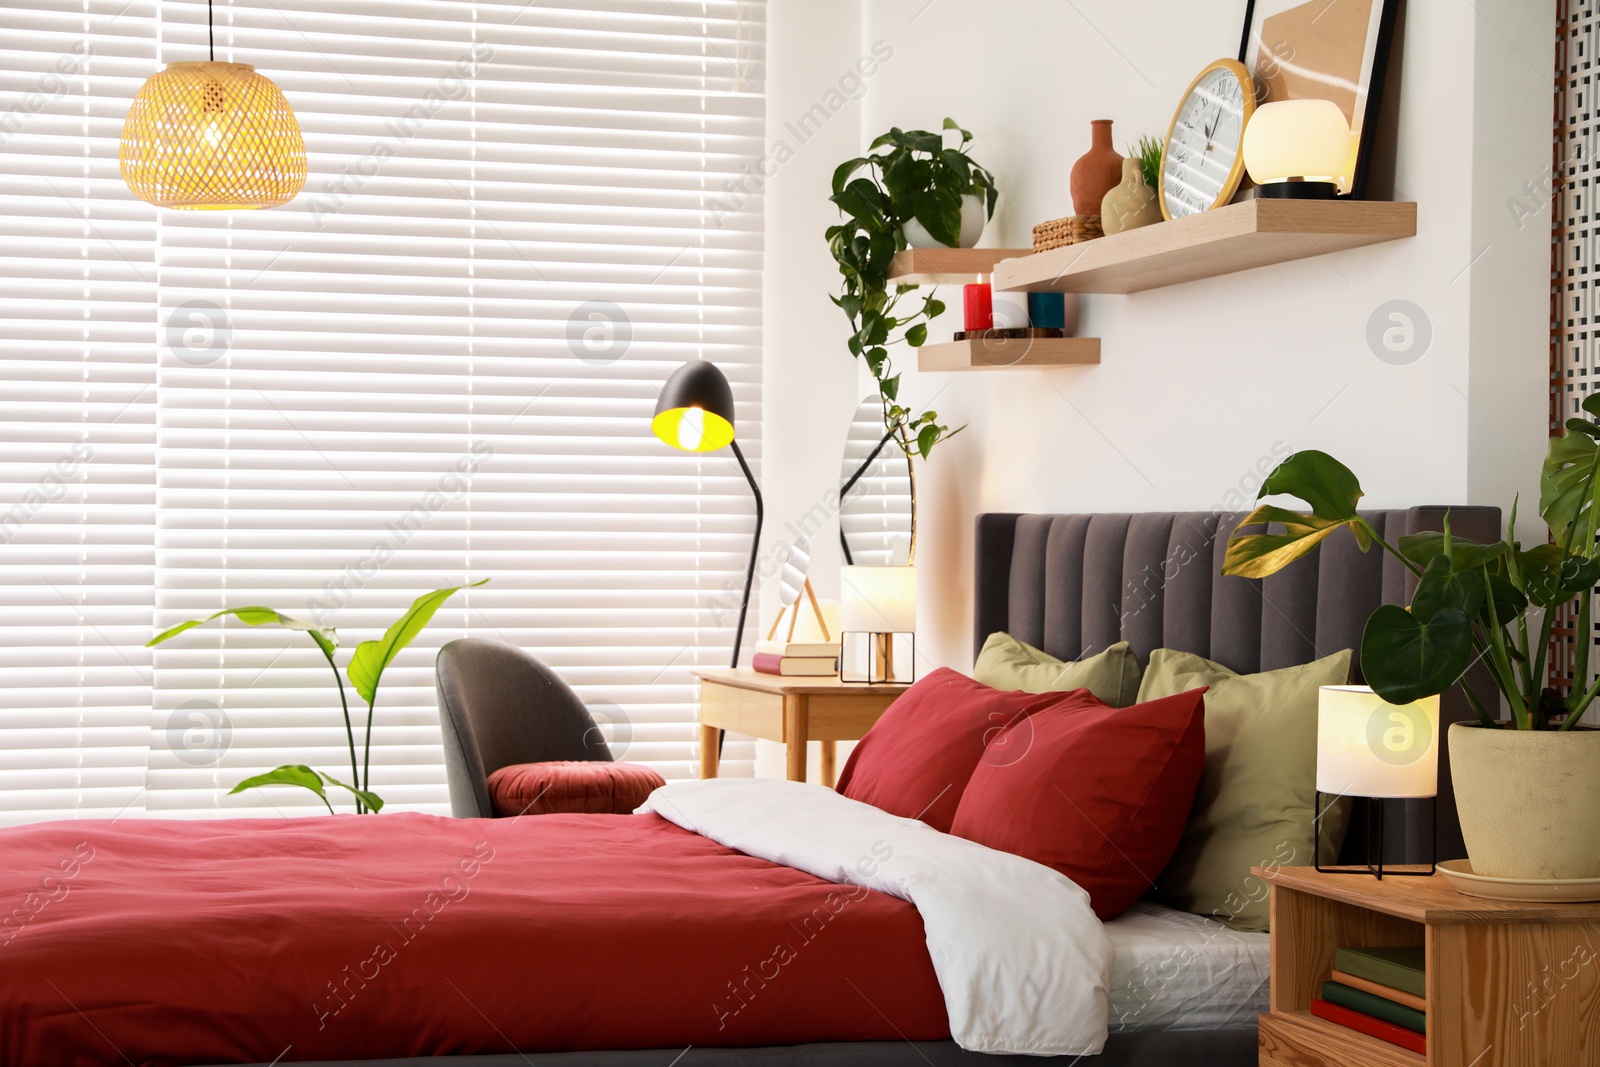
(119, 0, 306, 209)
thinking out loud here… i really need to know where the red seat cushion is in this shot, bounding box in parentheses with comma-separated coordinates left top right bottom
(835, 668, 1075, 833)
(487, 760, 666, 817)
(950, 686, 1207, 919)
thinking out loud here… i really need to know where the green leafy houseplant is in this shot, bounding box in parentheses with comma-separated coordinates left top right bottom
(1130, 135, 1162, 193)
(1222, 398, 1600, 729)
(148, 581, 487, 812)
(827, 118, 996, 463)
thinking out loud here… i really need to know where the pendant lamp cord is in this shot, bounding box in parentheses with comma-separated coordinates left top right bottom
(208, 0, 215, 62)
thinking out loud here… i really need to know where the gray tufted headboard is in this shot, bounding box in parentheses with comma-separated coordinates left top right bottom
(973, 507, 1501, 866)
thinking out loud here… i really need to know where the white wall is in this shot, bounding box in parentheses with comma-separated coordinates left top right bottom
(758, 0, 1552, 683)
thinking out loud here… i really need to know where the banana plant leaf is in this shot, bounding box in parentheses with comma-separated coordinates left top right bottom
(348, 580, 488, 706)
(148, 607, 336, 660)
(229, 764, 383, 814)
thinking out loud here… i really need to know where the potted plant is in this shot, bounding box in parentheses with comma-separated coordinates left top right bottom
(826, 119, 994, 556)
(1221, 401, 1600, 882)
(147, 582, 485, 813)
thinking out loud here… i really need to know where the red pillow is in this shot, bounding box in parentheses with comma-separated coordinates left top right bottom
(950, 687, 1206, 919)
(487, 760, 665, 817)
(835, 668, 1073, 833)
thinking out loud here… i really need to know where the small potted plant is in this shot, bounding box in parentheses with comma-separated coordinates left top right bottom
(825, 119, 994, 553)
(1221, 402, 1600, 883)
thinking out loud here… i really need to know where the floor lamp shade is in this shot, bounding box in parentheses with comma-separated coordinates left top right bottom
(652, 361, 736, 452)
(1316, 685, 1439, 799)
(120, 62, 307, 210)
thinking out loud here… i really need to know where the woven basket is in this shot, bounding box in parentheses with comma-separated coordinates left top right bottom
(1032, 214, 1104, 253)
(120, 62, 306, 210)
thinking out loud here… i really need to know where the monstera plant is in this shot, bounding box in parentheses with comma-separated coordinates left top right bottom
(148, 581, 486, 813)
(1222, 409, 1600, 730)
(1222, 401, 1600, 883)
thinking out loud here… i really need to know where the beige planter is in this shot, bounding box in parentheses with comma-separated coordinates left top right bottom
(1450, 722, 1600, 880)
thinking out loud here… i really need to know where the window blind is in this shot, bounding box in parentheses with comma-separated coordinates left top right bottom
(0, 0, 159, 824)
(0, 0, 766, 823)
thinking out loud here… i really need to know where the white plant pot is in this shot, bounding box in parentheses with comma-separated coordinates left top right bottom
(901, 193, 987, 249)
(1449, 722, 1600, 880)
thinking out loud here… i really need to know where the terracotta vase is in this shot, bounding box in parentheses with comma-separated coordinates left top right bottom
(1070, 119, 1123, 217)
(1100, 157, 1162, 236)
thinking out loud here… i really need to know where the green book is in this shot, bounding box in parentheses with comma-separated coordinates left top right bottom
(1334, 946, 1426, 999)
(1322, 980, 1426, 1034)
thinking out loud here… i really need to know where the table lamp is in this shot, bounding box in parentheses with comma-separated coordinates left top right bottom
(839, 565, 915, 684)
(1241, 99, 1352, 200)
(652, 360, 762, 669)
(1315, 684, 1440, 878)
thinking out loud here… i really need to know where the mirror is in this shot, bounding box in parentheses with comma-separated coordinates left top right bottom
(838, 396, 914, 567)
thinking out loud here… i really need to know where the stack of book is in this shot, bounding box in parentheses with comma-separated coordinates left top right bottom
(751, 638, 839, 677)
(1310, 946, 1426, 1055)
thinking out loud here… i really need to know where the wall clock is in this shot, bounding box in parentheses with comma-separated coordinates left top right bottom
(1159, 58, 1256, 221)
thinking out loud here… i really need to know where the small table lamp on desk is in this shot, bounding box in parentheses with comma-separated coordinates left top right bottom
(1315, 684, 1440, 878)
(839, 564, 916, 684)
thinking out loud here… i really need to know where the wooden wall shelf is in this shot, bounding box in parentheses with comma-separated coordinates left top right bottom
(886, 247, 1032, 286)
(918, 336, 1099, 372)
(992, 199, 1416, 295)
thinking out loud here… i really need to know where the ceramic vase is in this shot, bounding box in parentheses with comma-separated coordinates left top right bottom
(1070, 119, 1123, 217)
(1101, 157, 1162, 236)
(902, 193, 987, 249)
(1449, 722, 1600, 880)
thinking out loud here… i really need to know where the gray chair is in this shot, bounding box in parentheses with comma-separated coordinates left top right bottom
(435, 637, 617, 818)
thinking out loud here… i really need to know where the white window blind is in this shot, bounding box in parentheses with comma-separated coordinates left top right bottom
(0, 0, 766, 823)
(0, 1, 159, 823)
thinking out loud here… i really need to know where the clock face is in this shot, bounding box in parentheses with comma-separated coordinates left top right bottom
(1161, 60, 1254, 220)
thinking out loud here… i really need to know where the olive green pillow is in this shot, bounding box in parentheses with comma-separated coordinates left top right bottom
(1139, 647, 1354, 933)
(972, 632, 1142, 708)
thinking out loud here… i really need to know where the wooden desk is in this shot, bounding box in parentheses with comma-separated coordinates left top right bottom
(691, 668, 908, 787)
(1256, 864, 1600, 1067)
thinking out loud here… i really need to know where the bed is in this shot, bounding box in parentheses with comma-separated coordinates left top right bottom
(0, 507, 1497, 1067)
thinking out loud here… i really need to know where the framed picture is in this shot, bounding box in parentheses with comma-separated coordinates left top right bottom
(1238, 0, 1398, 199)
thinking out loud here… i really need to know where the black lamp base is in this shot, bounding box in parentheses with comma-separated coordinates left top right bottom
(1313, 791, 1436, 880)
(1258, 180, 1340, 200)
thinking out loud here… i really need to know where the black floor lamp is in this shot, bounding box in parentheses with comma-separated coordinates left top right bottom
(651, 360, 763, 671)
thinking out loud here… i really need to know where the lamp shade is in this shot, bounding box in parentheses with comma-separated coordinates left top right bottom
(1241, 99, 1352, 187)
(652, 360, 736, 452)
(1316, 685, 1439, 799)
(120, 62, 307, 210)
(840, 566, 916, 633)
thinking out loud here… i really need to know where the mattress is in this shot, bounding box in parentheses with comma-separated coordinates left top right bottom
(1104, 902, 1270, 1032)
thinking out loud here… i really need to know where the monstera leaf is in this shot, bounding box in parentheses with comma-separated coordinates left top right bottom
(1223, 451, 1372, 579)
(348, 581, 488, 707)
(1360, 604, 1475, 706)
(229, 764, 383, 815)
(1542, 393, 1600, 548)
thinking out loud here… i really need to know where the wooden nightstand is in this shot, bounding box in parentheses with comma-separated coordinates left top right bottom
(1256, 864, 1600, 1067)
(691, 668, 908, 787)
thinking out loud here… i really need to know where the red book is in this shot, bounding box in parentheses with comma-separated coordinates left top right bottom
(751, 652, 837, 677)
(1310, 998, 1426, 1055)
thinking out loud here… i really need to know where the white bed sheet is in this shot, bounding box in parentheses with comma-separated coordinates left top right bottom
(1104, 902, 1270, 1033)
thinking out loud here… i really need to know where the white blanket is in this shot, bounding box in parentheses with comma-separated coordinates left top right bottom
(638, 778, 1112, 1056)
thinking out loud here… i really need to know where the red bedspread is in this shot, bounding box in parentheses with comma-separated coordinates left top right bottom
(0, 812, 949, 1065)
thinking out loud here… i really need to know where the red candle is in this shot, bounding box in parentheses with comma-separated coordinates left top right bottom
(963, 283, 993, 331)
